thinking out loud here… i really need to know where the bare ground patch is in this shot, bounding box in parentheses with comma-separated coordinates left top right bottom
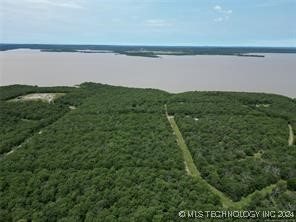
(10, 93, 65, 103)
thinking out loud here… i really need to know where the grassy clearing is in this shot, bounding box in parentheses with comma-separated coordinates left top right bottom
(288, 124, 294, 146)
(167, 116, 200, 177)
(235, 182, 281, 208)
(166, 114, 234, 208)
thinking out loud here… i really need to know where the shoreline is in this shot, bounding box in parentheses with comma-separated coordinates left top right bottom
(2, 48, 296, 57)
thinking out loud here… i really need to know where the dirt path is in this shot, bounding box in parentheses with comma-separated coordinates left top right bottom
(3, 140, 29, 158)
(164, 104, 284, 209)
(0, 106, 78, 159)
(166, 114, 201, 177)
(288, 124, 294, 146)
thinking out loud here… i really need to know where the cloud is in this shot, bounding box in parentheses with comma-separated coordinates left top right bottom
(145, 19, 172, 27)
(213, 5, 232, 14)
(214, 5, 232, 15)
(26, 0, 84, 9)
(213, 5, 232, 22)
(214, 5, 222, 11)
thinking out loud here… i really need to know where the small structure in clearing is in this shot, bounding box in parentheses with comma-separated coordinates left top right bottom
(10, 93, 65, 103)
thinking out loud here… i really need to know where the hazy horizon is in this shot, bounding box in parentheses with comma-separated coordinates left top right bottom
(2, 43, 296, 48)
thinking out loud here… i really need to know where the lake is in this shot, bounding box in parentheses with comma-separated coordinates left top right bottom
(0, 49, 295, 97)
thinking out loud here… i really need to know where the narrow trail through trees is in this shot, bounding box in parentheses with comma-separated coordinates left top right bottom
(288, 124, 294, 146)
(164, 104, 284, 209)
(0, 107, 77, 159)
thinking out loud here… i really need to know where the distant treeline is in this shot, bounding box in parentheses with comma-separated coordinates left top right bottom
(1, 44, 296, 58)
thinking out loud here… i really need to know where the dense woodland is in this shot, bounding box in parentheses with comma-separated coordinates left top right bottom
(169, 91, 296, 202)
(0, 83, 295, 221)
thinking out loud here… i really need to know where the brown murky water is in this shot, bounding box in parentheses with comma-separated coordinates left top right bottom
(0, 49, 295, 97)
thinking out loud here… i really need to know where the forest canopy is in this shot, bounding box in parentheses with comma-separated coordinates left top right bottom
(0, 83, 295, 221)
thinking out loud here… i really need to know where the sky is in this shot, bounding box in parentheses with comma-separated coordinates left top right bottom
(0, 0, 295, 46)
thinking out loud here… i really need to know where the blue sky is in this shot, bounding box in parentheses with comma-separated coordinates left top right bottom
(0, 0, 295, 46)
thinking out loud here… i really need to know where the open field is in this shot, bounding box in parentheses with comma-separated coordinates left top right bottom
(1, 50, 296, 97)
